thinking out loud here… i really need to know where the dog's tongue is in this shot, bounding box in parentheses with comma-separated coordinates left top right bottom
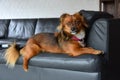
(72, 36, 81, 41)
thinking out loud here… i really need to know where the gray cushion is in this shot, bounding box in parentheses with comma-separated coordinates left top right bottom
(8, 19, 37, 39)
(0, 20, 9, 38)
(35, 18, 59, 34)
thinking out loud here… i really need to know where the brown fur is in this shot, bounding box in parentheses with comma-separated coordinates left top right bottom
(4, 42, 19, 67)
(4, 12, 102, 72)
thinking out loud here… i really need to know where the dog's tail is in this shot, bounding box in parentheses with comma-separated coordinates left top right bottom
(4, 42, 20, 68)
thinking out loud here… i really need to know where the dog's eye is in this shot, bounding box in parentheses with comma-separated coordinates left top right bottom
(75, 21, 81, 24)
(66, 23, 72, 26)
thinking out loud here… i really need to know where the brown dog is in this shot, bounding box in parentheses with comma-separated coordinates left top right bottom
(4, 12, 102, 72)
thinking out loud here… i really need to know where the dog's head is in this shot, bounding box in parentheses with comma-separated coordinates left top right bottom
(57, 12, 87, 35)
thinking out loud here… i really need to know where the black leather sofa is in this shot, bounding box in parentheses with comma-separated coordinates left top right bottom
(0, 10, 117, 80)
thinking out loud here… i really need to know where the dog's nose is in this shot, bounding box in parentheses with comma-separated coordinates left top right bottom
(71, 27, 76, 31)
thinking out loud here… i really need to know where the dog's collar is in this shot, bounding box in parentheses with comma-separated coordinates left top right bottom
(71, 36, 84, 41)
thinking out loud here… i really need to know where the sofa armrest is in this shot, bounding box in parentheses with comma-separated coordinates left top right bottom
(86, 18, 120, 61)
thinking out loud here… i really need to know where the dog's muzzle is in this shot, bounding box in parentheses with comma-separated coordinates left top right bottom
(71, 27, 77, 34)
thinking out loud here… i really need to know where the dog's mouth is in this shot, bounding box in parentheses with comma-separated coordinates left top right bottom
(71, 31, 76, 35)
(71, 27, 78, 35)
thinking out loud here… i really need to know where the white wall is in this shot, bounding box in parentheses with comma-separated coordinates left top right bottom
(0, 0, 99, 19)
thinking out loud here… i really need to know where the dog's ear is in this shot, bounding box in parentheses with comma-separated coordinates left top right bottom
(60, 13, 70, 22)
(80, 13, 88, 28)
(74, 12, 88, 28)
(57, 13, 70, 31)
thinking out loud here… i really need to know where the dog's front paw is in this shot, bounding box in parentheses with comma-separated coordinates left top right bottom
(93, 50, 104, 55)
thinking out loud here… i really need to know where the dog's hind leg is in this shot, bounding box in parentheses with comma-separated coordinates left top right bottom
(20, 44, 41, 72)
(23, 57, 29, 72)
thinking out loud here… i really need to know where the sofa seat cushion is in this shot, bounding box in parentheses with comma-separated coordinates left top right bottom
(28, 53, 101, 72)
(0, 49, 101, 72)
(20, 53, 101, 72)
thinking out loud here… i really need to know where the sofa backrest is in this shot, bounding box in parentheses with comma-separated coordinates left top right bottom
(35, 18, 59, 34)
(0, 18, 59, 39)
(0, 20, 10, 38)
(79, 10, 113, 26)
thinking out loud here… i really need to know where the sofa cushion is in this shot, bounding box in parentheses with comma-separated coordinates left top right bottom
(0, 50, 101, 72)
(0, 20, 10, 38)
(21, 53, 101, 72)
(8, 19, 37, 39)
(35, 18, 59, 34)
